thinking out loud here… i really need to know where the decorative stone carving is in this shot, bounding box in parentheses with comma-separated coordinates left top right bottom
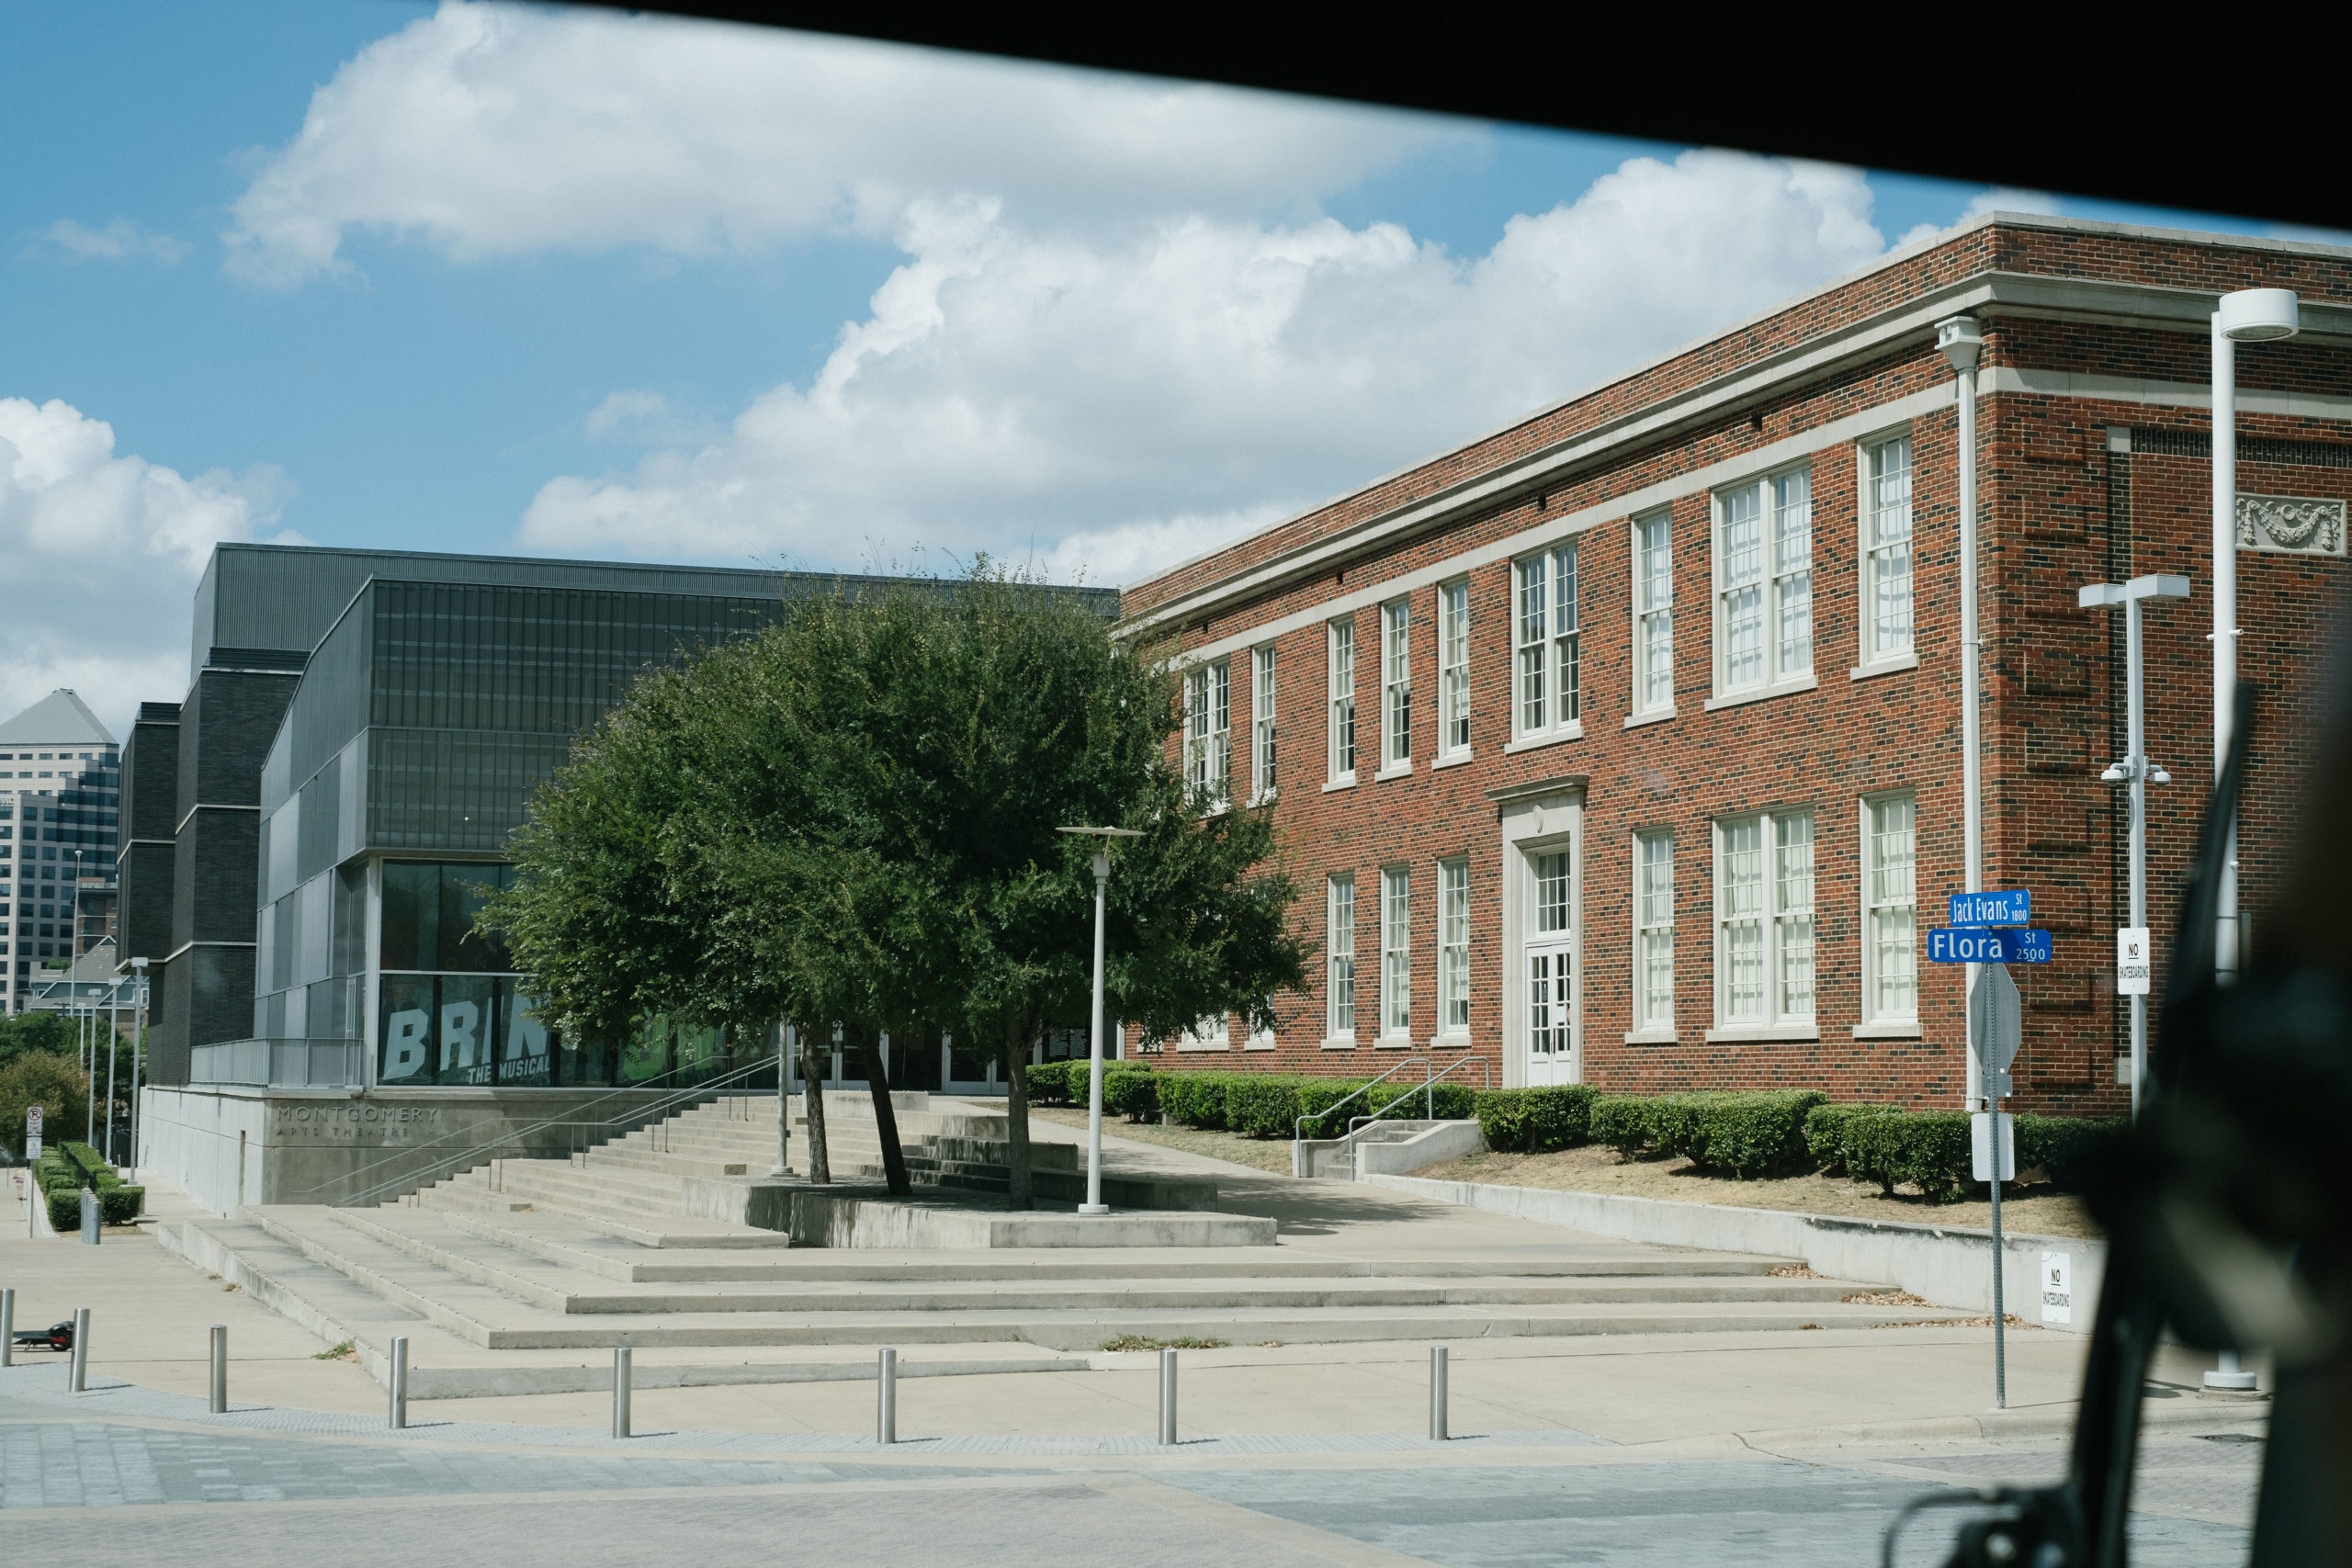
(2237, 493, 2346, 557)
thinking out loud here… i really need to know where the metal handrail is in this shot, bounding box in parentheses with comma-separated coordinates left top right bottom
(322, 1055, 783, 1209)
(1291, 1051, 1492, 1177)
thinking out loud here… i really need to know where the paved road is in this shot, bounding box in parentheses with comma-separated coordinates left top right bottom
(2, 1395, 2256, 1566)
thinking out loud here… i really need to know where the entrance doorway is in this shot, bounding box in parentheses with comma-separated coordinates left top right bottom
(1521, 845, 1578, 1085)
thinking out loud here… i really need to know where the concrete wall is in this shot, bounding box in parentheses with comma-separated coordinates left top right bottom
(1371, 1173, 2102, 1333)
(141, 1085, 687, 1213)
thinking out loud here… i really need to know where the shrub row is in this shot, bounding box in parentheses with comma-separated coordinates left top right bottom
(35, 1141, 143, 1225)
(1020, 1063, 2121, 1202)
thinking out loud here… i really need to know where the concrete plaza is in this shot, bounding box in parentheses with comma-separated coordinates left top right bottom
(2, 1165, 2265, 1565)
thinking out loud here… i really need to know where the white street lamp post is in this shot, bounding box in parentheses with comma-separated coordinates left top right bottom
(1057, 825, 1143, 1215)
(2077, 574, 2189, 1117)
(1937, 315, 1988, 1108)
(130, 958, 148, 1179)
(2211, 288, 2299, 987)
(2205, 288, 2293, 1395)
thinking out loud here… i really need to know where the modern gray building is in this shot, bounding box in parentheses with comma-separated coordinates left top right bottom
(0, 689, 120, 1011)
(128, 544, 1116, 1211)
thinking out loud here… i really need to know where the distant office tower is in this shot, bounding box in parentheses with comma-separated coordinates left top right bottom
(0, 690, 120, 1014)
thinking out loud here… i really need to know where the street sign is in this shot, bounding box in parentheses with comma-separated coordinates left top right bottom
(2116, 927, 2152, 996)
(1972, 1111, 2015, 1181)
(1970, 963, 2022, 1077)
(1929, 928, 2052, 964)
(1949, 889, 2031, 928)
(25, 1106, 40, 1164)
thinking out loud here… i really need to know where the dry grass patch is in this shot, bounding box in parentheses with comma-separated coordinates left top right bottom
(1417, 1144, 2100, 1237)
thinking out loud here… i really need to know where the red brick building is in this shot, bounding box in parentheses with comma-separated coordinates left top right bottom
(1121, 214, 2350, 1115)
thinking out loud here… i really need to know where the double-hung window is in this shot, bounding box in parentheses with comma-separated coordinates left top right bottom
(1713, 467, 1812, 697)
(1438, 580, 1470, 759)
(1437, 857, 1470, 1034)
(1250, 644, 1277, 802)
(1632, 512, 1674, 716)
(1862, 435, 1914, 664)
(1328, 617, 1356, 783)
(1380, 864, 1411, 1042)
(1713, 810, 1814, 1033)
(1863, 794, 1918, 1026)
(1513, 544, 1580, 740)
(1326, 874, 1356, 1043)
(1381, 599, 1412, 771)
(1634, 830, 1675, 1033)
(1183, 659, 1230, 801)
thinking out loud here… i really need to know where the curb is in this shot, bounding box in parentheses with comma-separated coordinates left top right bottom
(1740, 1397, 2268, 1450)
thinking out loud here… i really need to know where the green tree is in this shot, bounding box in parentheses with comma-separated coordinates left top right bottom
(0, 1052, 87, 1157)
(487, 566, 1311, 1211)
(0, 1009, 78, 1071)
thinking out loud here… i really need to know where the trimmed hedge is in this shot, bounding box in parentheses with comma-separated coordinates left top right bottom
(1651, 1090, 1826, 1179)
(1363, 1080, 1477, 1123)
(1804, 1103, 1877, 1176)
(1292, 1078, 1363, 1140)
(1846, 1111, 1973, 1203)
(1590, 1095, 1656, 1159)
(1105, 1066, 1159, 1121)
(1023, 1060, 1072, 1105)
(1476, 1085, 1598, 1153)
(1157, 1071, 1233, 1130)
(2016, 1114, 2117, 1190)
(48, 1187, 84, 1232)
(101, 1186, 144, 1224)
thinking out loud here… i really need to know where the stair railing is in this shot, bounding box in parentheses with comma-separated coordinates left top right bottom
(1291, 1051, 1491, 1179)
(321, 1055, 781, 1210)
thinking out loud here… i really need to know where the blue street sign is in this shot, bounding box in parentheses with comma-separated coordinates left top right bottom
(1928, 928, 2052, 964)
(1949, 889, 2031, 928)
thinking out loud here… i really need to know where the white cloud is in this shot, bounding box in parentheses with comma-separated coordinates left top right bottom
(0, 399, 291, 733)
(224, 1, 1456, 287)
(42, 218, 190, 264)
(521, 151, 1890, 584)
(1898, 186, 2065, 248)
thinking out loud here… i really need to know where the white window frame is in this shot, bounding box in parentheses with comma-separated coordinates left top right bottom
(1327, 616, 1357, 785)
(1860, 791, 1919, 1032)
(1510, 543, 1582, 748)
(1379, 863, 1411, 1043)
(1437, 579, 1471, 761)
(1182, 658, 1230, 802)
(1708, 464, 1814, 706)
(1379, 597, 1412, 774)
(1176, 1014, 1231, 1052)
(1437, 856, 1470, 1036)
(1859, 433, 1916, 671)
(1250, 643, 1278, 804)
(1631, 829, 1675, 1040)
(1708, 808, 1816, 1041)
(1325, 874, 1356, 1045)
(1630, 510, 1675, 721)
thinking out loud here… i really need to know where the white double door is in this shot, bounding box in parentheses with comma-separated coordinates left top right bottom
(1521, 841, 1580, 1086)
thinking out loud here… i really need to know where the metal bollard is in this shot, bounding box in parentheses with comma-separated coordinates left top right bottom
(876, 1347, 897, 1445)
(1, 1286, 13, 1370)
(80, 1189, 100, 1247)
(612, 1343, 632, 1439)
(388, 1337, 409, 1429)
(69, 1307, 90, 1392)
(1157, 1347, 1178, 1446)
(209, 1325, 229, 1414)
(1429, 1345, 1449, 1441)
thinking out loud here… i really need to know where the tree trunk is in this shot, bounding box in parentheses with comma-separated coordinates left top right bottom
(854, 1024, 911, 1196)
(796, 1022, 831, 1184)
(1000, 1017, 1035, 1211)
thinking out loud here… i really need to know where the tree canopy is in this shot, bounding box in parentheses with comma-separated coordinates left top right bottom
(486, 564, 1309, 1206)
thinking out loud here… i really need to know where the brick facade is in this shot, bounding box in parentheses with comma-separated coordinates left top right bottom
(1125, 215, 2352, 1114)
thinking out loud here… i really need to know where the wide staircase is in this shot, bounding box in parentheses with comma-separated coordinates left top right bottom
(158, 1092, 1975, 1399)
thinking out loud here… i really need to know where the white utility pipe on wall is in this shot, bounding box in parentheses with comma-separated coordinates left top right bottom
(1938, 315, 1986, 1107)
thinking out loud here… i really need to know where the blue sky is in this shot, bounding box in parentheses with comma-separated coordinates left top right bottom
(0, 1, 2312, 735)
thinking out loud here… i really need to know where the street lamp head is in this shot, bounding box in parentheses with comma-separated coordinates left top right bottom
(2218, 288, 2300, 343)
(2150, 766, 2172, 785)
(2099, 763, 2128, 784)
(1057, 826, 1145, 839)
(1934, 314, 1984, 373)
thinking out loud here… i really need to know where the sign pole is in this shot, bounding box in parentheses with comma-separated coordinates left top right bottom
(2124, 594, 2149, 1118)
(1990, 1101, 2006, 1409)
